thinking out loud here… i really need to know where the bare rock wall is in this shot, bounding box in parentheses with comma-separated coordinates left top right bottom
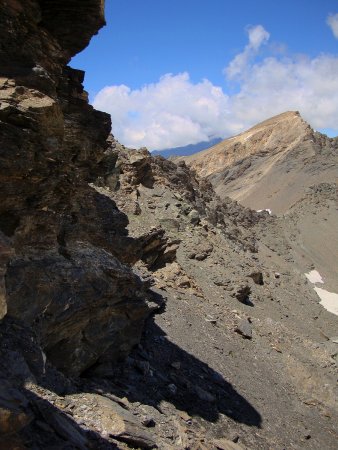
(0, 0, 151, 376)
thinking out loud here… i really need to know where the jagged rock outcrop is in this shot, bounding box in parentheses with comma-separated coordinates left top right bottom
(0, 0, 154, 376)
(182, 111, 338, 213)
(99, 141, 267, 254)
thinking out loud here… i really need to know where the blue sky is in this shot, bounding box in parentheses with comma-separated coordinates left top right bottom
(72, 0, 338, 149)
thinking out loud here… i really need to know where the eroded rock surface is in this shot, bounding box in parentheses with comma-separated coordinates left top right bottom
(0, 0, 154, 376)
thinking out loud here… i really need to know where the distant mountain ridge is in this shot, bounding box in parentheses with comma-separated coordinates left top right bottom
(181, 111, 338, 213)
(151, 137, 222, 158)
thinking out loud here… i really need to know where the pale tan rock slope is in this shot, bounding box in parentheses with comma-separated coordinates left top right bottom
(182, 111, 338, 214)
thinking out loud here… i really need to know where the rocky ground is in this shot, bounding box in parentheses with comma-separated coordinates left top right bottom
(83, 144, 338, 449)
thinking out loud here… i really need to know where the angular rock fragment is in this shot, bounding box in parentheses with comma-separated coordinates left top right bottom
(188, 209, 200, 225)
(68, 394, 157, 449)
(235, 319, 253, 339)
(213, 438, 244, 450)
(249, 271, 264, 285)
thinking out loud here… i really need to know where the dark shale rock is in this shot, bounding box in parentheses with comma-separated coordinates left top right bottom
(0, 0, 152, 376)
(6, 244, 149, 376)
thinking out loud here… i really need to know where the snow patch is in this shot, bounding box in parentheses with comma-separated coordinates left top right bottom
(257, 208, 272, 215)
(305, 269, 324, 284)
(305, 269, 338, 316)
(314, 287, 338, 316)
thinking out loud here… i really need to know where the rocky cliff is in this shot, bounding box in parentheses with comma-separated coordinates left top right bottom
(0, 1, 168, 446)
(182, 111, 338, 213)
(0, 0, 163, 377)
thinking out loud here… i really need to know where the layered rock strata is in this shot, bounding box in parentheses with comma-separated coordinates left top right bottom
(0, 0, 153, 376)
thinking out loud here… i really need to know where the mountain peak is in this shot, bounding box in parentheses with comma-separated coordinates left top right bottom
(181, 111, 313, 180)
(181, 111, 337, 213)
(234, 110, 310, 142)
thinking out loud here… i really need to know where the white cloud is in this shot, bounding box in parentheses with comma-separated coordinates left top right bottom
(327, 13, 338, 38)
(94, 73, 233, 149)
(225, 25, 270, 79)
(93, 25, 338, 150)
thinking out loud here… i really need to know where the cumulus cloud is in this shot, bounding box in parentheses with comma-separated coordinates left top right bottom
(327, 13, 338, 38)
(226, 53, 338, 130)
(93, 25, 338, 150)
(225, 25, 270, 79)
(94, 73, 233, 149)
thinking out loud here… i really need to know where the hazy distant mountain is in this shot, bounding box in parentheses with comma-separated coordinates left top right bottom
(151, 137, 222, 158)
(181, 111, 338, 214)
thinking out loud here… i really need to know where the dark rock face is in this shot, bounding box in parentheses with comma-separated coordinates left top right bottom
(40, 0, 106, 58)
(6, 246, 149, 376)
(0, 0, 151, 376)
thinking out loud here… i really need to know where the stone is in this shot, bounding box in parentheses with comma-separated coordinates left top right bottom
(68, 394, 157, 449)
(188, 209, 200, 225)
(159, 218, 181, 231)
(195, 253, 208, 261)
(134, 360, 150, 375)
(142, 417, 156, 428)
(235, 319, 253, 339)
(212, 438, 244, 450)
(249, 271, 264, 285)
(177, 276, 191, 288)
(180, 203, 192, 215)
(205, 317, 217, 324)
(0, 436, 26, 450)
(194, 385, 216, 403)
(171, 361, 181, 370)
(6, 246, 150, 376)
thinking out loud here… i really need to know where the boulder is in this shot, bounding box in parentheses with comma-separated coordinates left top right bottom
(67, 394, 157, 449)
